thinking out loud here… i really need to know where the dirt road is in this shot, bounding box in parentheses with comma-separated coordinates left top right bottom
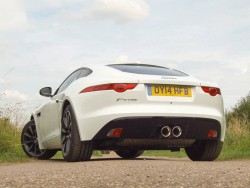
(0, 156, 249, 188)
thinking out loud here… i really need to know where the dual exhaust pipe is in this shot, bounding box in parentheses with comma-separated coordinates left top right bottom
(161, 126, 182, 138)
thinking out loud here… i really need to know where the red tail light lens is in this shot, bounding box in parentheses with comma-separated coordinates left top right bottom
(80, 83, 137, 93)
(201, 86, 221, 96)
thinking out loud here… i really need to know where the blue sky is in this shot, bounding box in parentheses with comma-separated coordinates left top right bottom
(0, 0, 249, 114)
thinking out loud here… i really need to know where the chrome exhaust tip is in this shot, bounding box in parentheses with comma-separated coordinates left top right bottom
(161, 126, 171, 138)
(172, 126, 182, 138)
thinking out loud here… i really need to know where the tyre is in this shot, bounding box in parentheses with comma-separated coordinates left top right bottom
(185, 140, 223, 161)
(115, 150, 144, 159)
(61, 105, 93, 162)
(21, 120, 57, 160)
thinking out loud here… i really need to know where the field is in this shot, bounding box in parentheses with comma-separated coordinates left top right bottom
(0, 93, 249, 162)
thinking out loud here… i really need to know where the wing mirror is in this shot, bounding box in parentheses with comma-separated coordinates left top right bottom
(39, 87, 52, 97)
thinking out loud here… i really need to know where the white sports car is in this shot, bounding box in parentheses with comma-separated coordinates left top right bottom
(21, 64, 226, 162)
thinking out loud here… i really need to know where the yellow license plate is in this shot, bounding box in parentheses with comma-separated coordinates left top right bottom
(148, 85, 192, 97)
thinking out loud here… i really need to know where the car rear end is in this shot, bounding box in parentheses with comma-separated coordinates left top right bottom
(72, 64, 225, 160)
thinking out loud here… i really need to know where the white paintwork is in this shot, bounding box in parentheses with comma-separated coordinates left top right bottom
(32, 64, 226, 150)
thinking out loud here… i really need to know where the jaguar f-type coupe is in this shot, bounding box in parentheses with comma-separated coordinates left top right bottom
(21, 64, 226, 162)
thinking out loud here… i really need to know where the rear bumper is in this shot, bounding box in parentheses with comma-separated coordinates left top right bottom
(92, 117, 222, 150)
(72, 84, 225, 142)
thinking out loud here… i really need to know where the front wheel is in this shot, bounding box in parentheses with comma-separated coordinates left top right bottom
(21, 120, 57, 160)
(115, 150, 144, 159)
(185, 140, 223, 161)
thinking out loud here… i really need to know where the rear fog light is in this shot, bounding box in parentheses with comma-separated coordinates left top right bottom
(107, 128, 123, 137)
(208, 130, 217, 138)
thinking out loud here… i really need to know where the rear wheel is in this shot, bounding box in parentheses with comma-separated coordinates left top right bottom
(21, 120, 57, 160)
(115, 150, 144, 159)
(61, 105, 93, 162)
(185, 140, 223, 161)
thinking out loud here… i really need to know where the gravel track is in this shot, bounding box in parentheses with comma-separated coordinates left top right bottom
(0, 156, 249, 188)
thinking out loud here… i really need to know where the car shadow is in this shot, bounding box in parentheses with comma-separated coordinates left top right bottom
(49, 156, 189, 163)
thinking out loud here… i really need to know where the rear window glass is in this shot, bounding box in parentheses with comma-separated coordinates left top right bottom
(108, 64, 188, 77)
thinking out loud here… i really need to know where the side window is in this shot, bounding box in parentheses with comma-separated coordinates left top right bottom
(56, 69, 81, 94)
(77, 68, 92, 79)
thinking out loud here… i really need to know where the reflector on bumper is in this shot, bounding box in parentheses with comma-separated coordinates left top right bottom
(107, 128, 123, 137)
(208, 130, 217, 138)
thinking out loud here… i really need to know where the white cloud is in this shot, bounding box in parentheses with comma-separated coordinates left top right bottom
(4, 90, 28, 101)
(114, 55, 144, 64)
(225, 56, 249, 75)
(0, 0, 28, 31)
(115, 55, 129, 63)
(0, 79, 5, 84)
(241, 68, 248, 74)
(43, 0, 65, 8)
(84, 0, 149, 23)
(22, 0, 85, 10)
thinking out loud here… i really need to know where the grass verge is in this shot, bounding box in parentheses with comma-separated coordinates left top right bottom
(143, 149, 186, 158)
(0, 118, 28, 163)
(218, 117, 250, 160)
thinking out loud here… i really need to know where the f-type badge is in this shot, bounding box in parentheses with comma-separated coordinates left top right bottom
(117, 98, 137, 102)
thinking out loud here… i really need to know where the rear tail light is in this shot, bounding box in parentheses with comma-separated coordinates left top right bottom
(80, 83, 137, 93)
(201, 86, 221, 96)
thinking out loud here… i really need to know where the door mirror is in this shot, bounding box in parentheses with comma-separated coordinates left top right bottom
(39, 87, 52, 97)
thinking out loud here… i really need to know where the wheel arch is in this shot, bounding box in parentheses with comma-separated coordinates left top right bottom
(62, 99, 71, 113)
(30, 115, 34, 121)
(61, 98, 84, 141)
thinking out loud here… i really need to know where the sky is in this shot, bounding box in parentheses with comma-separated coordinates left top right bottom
(0, 0, 250, 115)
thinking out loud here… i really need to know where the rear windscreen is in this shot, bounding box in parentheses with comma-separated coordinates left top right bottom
(108, 64, 188, 77)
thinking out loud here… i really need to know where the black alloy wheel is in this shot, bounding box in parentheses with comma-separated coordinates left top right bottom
(21, 120, 57, 159)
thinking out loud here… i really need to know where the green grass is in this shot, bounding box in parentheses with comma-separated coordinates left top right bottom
(0, 118, 28, 163)
(143, 149, 186, 158)
(218, 117, 250, 160)
(0, 151, 28, 163)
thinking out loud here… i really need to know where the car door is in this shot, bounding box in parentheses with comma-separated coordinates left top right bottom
(39, 69, 82, 148)
(38, 98, 61, 148)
